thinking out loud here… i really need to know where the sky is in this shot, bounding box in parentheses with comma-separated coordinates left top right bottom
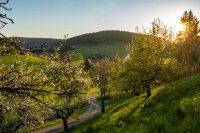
(1, 0, 200, 38)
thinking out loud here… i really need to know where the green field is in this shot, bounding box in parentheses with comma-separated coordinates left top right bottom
(69, 73, 200, 133)
(71, 42, 128, 58)
(0, 54, 43, 65)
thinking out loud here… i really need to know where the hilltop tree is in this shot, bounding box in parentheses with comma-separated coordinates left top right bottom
(176, 10, 200, 73)
(126, 19, 177, 97)
(179, 10, 199, 42)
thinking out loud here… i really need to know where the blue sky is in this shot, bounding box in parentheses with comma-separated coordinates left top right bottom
(1, 0, 200, 38)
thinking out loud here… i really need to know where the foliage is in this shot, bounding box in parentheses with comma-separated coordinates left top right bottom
(108, 54, 127, 93)
(0, 55, 53, 132)
(0, 48, 92, 132)
(125, 19, 178, 96)
(43, 50, 91, 131)
(90, 58, 111, 113)
(179, 10, 199, 42)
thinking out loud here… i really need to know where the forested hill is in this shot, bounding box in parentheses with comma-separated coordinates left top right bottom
(13, 30, 133, 48)
(65, 30, 134, 45)
(10, 37, 61, 48)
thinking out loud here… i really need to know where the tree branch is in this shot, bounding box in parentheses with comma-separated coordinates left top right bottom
(0, 0, 9, 5)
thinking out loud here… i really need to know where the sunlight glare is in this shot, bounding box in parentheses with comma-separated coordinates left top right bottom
(177, 23, 185, 32)
(171, 22, 186, 34)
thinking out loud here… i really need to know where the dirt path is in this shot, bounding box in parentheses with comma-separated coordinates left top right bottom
(33, 92, 101, 133)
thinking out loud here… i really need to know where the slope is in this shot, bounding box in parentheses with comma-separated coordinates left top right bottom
(62, 30, 133, 58)
(69, 74, 200, 133)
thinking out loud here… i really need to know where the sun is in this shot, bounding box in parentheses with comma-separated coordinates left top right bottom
(176, 23, 185, 32)
(172, 23, 185, 34)
(175, 23, 185, 32)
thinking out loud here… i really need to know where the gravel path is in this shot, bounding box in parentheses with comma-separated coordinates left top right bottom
(33, 92, 101, 133)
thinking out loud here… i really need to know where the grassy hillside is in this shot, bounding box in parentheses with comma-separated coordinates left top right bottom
(69, 74, 200, 133)
(63, 30, 132, 58)
(0, 54, 43, 65)
(65, 30, 134, 57)
(62, 30, 132, 58)
(71, 42, 127, 58)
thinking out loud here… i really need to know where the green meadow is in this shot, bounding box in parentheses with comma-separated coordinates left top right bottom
(0, 54, 43, 65)
(71, 42, 128, 58)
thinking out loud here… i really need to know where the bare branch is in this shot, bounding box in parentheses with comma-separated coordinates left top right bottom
(0, 14, 14, 23)
(0, 0, 9, 5)
(0, 4, 12, 10)
(0, 0, 13, 28)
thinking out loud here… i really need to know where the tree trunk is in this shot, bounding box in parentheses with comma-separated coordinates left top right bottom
(146, 85, 151, 97)
(14, 123, 20, 132)
(62, 118, 68, 131)
(0, 105, 3, 123)
(100, 84, 105, 114)
(101, 96, 105, 113)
